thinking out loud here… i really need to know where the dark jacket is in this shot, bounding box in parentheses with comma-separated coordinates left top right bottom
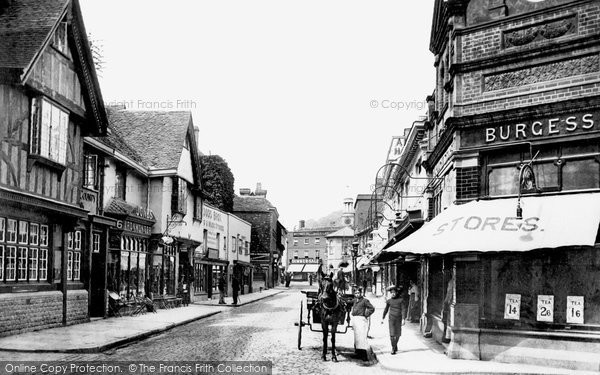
(351, 297, 375, 317)
(218, 277, 225, 292)
(232, 278, 240, 292)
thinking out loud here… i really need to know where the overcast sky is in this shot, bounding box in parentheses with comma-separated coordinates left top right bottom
(80, 0, 436, 230)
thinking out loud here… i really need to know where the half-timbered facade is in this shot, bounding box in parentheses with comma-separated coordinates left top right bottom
(0, 0, 108, 336)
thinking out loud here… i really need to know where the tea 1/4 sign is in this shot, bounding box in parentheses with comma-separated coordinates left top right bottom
(504, 294, 521, 320)
(537, 295, 554, 322)
(566, 296, 584, 324)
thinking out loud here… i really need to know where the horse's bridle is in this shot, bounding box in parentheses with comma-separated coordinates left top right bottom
(319, 294, 339, 311)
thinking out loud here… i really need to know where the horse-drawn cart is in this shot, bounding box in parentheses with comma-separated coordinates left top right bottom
(295, 290, 355, 351)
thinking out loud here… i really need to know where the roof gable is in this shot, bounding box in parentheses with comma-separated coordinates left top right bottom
(107, 108, 201, 184)
(0, 0, 108, 136)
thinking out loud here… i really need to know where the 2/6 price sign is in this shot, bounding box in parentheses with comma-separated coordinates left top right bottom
(537, 295, 554, 322)
(504, 294, 521, 320)
(566, 296, 584, 324)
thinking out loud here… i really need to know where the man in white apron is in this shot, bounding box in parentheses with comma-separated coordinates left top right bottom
(351, 287, 375, 361)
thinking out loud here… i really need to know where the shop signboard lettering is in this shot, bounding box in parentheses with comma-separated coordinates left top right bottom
(504, 293, 521, 320)
(566, 296, 584, 324)
(537, 295, 554, 322)
(461, 111, 599, 148)
(290, 258, 319, 264)
(433, 216, 539, 236)
(123, 220, 151, 235)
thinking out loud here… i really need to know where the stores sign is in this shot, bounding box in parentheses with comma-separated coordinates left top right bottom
(433, 216, 539, 236)
(537, 295, 554, 322)
(566, 296, 584, 324)
(504, 294, 521, 320)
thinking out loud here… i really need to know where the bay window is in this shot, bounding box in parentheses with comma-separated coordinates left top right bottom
(30, 98, 69, 165)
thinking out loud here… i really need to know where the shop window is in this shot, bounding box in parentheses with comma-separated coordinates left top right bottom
(18, 221, 28, 244)
(7, 219, 16, 243)
(30, 98, 69, 165)
(83, 154, 98, 190)
(0, 219, 48, 283)
(40, 225, 48, 246)
(484, 142, 600, 196)
(66, 230, 82, 281)
(6, 246, 16, 281)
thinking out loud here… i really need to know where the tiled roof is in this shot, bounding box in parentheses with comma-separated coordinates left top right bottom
(233, 196, 275, 213)
(90, 127, 145, 166)
(104, 198, 155, 222)
(106, 108, 192, 170)
(0, 0, 68, 69)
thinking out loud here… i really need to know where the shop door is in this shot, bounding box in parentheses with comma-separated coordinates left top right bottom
(90, 234, 107, 317)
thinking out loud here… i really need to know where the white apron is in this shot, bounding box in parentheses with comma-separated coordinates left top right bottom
(352, 316, 369, 350)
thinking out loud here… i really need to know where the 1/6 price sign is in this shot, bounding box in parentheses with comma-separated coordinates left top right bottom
(537, 295, 554, 322)
(504, 294, 521, 320)
(566, 296, 584, 324)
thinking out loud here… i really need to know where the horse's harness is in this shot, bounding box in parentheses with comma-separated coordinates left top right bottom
(318, 293, 339, 311)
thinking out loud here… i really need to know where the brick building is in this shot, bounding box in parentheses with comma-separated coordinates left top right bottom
(382, 0, 600, 370)
(233, 184, 285, 289)
(286, 221, 337, 281)
(0, 0, 108, 335)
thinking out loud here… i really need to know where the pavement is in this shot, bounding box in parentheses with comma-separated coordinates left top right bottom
(366, 292, 598, 375)
(0, 289, 282, 354)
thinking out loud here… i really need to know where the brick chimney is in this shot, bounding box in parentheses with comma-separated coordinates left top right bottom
(299, 220, 305, 229)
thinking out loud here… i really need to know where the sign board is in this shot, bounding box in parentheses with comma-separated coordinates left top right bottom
(504, 294, 521, 320)
(202, 206, 225, 250)
(537, 295, 554, 322)
(566, 296, 584, 324)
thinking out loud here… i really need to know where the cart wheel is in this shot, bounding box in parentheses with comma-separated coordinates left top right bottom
(297, 301, 303, 350)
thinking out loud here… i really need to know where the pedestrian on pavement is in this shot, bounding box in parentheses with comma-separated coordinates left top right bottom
(407, 280, 420, 322)
(232, 276, 240, 305)
(381, 285, 407, 355)
(351, 287, 375, 361)
(285, 272, 292, 287)
(218, 274, 226, 304)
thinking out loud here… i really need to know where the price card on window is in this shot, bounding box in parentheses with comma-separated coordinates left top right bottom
(566, 296, 584, 324)
(504, 294, 521, 320)
(537, 295, 554, 322)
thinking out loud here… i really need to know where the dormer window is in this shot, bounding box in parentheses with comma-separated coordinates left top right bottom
(30, 98, 68, 165)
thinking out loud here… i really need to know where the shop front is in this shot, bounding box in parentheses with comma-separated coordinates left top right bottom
(385, 193, 600, 370)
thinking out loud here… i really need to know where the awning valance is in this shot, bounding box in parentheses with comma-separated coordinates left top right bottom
(287, 264, 305, 272)
(303, 264, 321, 273)
(386, 193, 600, 255)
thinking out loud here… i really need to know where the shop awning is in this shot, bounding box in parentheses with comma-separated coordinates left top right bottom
(287, 264, 305, 272)
(302, 264, 321, 273)
(386, 193, 600, 255)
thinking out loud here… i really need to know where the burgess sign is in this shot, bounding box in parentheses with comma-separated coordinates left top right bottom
(461, 111, 598, 147)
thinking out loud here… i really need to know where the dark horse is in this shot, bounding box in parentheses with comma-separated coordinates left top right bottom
(313, 273, 350, 362)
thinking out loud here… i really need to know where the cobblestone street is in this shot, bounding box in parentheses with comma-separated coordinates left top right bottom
(0, 285, 393, 375)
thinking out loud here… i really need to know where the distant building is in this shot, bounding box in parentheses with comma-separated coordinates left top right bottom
(286, 220, 338, 281)
(233, 184, 285, 289)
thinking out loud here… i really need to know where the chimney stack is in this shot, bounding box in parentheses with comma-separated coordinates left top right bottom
(239, 188, 251, 196)
(299, 220, 305, 229)
(255, 182, 267, 197)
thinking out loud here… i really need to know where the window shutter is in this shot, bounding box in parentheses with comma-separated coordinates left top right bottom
(171, 177, 179, 214)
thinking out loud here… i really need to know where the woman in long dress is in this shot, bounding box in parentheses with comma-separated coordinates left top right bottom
(381, 286, 407, 354)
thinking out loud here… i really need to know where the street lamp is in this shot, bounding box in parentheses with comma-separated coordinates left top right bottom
(351, 241, 359, 289)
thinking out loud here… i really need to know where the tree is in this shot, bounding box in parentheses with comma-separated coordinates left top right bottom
(200, 155, 235, 212)
(88, 33, 105, 76)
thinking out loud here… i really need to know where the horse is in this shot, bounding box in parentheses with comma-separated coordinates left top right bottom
(313, 274, 350, 362)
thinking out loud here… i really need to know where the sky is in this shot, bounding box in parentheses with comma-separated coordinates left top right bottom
(79, 0, 436, 230)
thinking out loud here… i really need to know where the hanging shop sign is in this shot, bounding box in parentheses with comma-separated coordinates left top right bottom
(461, 111, 599, 148)
(566, 296, 584, 324)
(537, 295, 554, 322)
(504, 294, 521, 320)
